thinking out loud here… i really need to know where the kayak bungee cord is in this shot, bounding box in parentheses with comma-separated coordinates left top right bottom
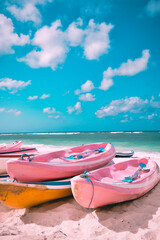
(64, 148, 106, 160)
(80, 170, 100, 209)
(122, 163, 148, 182)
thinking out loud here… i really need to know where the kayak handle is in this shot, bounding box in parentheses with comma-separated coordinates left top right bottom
(21, 153, 34, 162)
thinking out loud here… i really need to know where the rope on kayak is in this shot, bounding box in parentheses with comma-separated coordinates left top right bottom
(80, 170, 98, 209)
(21, 153, 34, 162)
(80, 170, 100, 181)
(87, 178, 94, 209)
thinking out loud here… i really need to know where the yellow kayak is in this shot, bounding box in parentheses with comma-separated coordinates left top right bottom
(0, 177, 72, 209)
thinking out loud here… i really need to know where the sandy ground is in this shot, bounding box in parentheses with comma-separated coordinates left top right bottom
(0, 151, 160, 240)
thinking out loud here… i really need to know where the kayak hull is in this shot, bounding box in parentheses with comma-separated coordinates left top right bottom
(0, 179, 71, 208)
(116, 150, 134, 158)
(7, 143, 116, 182)
(0, 158, 11, 174)
(0, 147, 37, 158)
(0, 141, 22, 152)
(71, 158, 160, 208)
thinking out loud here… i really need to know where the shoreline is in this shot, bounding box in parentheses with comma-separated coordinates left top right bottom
(0, 130, 160, 134)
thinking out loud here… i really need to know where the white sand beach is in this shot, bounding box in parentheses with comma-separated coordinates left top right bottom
(0, 148, 160, 240)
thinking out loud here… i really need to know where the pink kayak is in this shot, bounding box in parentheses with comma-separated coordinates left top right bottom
(71, 158, 160, 208)
(7, 142, 116, 182)
(0, 141, 22, 151)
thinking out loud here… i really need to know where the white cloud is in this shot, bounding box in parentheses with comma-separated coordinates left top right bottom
(67, 19, 113, 59)
(43, 107, 56, 114)
(104, 50, 150, 77)
(95, 96, 151, 118)
(67, 107, 74, 114)
(0, 108, 21, 116)
(48, 115, 60, 119)
(28, 93, 50, 100)
(120, 116, 133, 123)
(28, 95, 38, 100)
(79, 93, 96, 102)
(99, 78, 113, 91)
(74, 89, 81, 95)
(99, 50, 150, 91)
(62, 90, 70, 96)
(120, 119, 129, 123)
(0, 78, 31, 93)
(148, 113, 158, 119)
(150, 98, 160, 108)
(6, 109, 21, 116)
(7, 0, 52, 25)
(7, 3, 41, 25)
(0, 14, 30, 56)
(83, 20, 113, 60)
(145, 0, 160, 16)
(66, 18, 84, 46)
(139, 116, 145, 119)
(43, 107, 61, 114)
(0, 108, 5, 112)
(140, 113, 160, 120)
(40, 93, 50, 99)
(19, 19, 113, 70)
(81, 80, 95, 92)
(19, 20, 68, 70)
(75, 80, 95, 95)
(67, 102, 82, 114)
(54, 115, 60, 119)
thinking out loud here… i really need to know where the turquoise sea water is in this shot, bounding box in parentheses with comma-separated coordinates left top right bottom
(0, 132, 160, 152)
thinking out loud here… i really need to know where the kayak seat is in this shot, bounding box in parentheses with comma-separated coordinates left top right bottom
(63, 147, 106, 160)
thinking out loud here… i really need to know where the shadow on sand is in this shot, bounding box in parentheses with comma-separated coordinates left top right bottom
(21, 196, 89, 227)
(95, 181, 160, 234)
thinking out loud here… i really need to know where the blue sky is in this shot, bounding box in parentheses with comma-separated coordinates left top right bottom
(0, 0, 160, 133)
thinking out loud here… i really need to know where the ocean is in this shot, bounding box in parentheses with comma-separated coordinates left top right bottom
(0, 131, 160, 153)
